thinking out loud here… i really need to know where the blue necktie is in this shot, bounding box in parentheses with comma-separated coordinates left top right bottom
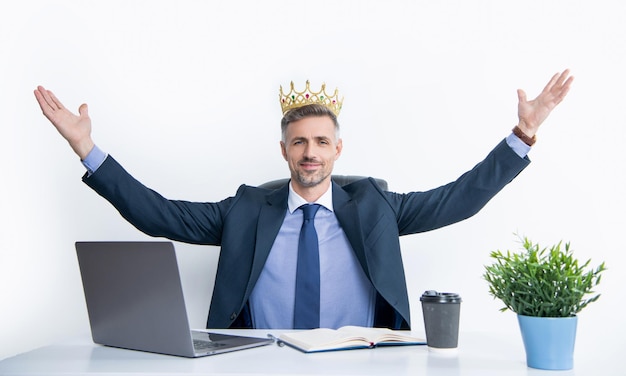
(294, 203, 321, 329)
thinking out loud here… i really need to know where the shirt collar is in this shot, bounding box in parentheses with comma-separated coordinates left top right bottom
(287, 180, 334, 214)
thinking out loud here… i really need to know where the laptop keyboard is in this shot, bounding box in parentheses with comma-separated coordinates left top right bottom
(193, 339, 228, 351)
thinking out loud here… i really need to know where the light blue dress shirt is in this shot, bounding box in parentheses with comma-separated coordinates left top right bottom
(80, 133, 530, 328)
(249, 184, 377, 329)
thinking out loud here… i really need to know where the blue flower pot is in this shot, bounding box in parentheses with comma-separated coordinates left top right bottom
(517, 315, 577, 370)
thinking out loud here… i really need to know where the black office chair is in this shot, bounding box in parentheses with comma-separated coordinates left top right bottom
(258, 175, 388, 191)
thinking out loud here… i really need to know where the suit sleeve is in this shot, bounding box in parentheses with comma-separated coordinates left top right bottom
(389, 139, 530, 235)
(82, 155, 235, 245)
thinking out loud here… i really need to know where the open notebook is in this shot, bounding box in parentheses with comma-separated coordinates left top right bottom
(277, 326, 426, 353)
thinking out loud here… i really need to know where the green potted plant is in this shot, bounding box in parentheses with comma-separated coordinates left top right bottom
(483, 235, 606, 370)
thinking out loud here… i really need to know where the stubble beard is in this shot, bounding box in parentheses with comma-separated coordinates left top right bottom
(294, 165, 330, 188)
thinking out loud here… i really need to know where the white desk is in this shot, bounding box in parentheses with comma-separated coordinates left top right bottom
(0, 329, 617, 375)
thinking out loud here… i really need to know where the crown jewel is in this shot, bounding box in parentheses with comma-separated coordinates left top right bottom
(279, 81, 343, 116)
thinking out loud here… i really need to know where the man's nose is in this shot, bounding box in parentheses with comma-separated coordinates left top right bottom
(303, 143, 315, 158)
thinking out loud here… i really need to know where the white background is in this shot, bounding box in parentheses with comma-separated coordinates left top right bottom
(1, 0, 625, 363)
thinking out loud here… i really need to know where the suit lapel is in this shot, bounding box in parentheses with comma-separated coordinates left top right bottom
(244, 185, 289, 297)
(332, 182, 370, 276)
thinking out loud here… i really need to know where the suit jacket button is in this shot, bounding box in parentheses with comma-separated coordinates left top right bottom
(230, 312, 237, 320)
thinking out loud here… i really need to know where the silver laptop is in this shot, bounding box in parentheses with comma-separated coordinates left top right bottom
(75, 241, 273, 357)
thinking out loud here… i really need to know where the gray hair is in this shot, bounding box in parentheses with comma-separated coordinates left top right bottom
(280, 104, 340, 142)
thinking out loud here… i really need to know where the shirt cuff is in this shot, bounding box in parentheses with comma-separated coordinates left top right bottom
(505, 132, 531, 158)
(81, 144, 107, 176)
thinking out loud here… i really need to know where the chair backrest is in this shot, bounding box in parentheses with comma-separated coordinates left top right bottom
(258, 175, 388, 191)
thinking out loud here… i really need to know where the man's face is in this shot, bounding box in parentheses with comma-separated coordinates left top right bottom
(280, 115, 343, 190)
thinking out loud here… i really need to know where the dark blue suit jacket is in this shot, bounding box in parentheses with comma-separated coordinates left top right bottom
(83, 139, 529, 329)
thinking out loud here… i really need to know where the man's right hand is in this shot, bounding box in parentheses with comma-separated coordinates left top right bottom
(34, 86, 94, 160)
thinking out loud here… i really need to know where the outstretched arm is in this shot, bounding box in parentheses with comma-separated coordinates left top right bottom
(34, 86, 94, 160)
(516, 69, 574, 139)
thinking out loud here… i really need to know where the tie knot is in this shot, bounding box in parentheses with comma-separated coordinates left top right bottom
(301, 204, 321, 220)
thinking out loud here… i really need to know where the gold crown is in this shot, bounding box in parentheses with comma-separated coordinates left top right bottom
(279, 81, 343, 116)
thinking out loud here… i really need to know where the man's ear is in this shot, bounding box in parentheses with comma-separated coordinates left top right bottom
(280, 141, 287, 161)
(334, 138, 343, 161)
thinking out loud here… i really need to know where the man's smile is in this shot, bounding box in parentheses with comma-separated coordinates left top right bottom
(299, 161, 322, 171)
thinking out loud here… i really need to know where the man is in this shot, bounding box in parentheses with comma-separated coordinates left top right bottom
(34, 70, 573, 330)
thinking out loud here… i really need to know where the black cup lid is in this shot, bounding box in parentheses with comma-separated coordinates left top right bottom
(420, 290, 462, 303)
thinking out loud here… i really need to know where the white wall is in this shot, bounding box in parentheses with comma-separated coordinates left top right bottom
(2, 0, 625, 361)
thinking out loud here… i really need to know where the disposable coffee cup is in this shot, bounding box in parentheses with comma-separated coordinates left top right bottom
(420, 290, 462, 352)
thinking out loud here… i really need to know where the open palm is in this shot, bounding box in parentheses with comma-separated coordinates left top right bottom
(34, 86, 94, 159)
(517, 70, 573, 136)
